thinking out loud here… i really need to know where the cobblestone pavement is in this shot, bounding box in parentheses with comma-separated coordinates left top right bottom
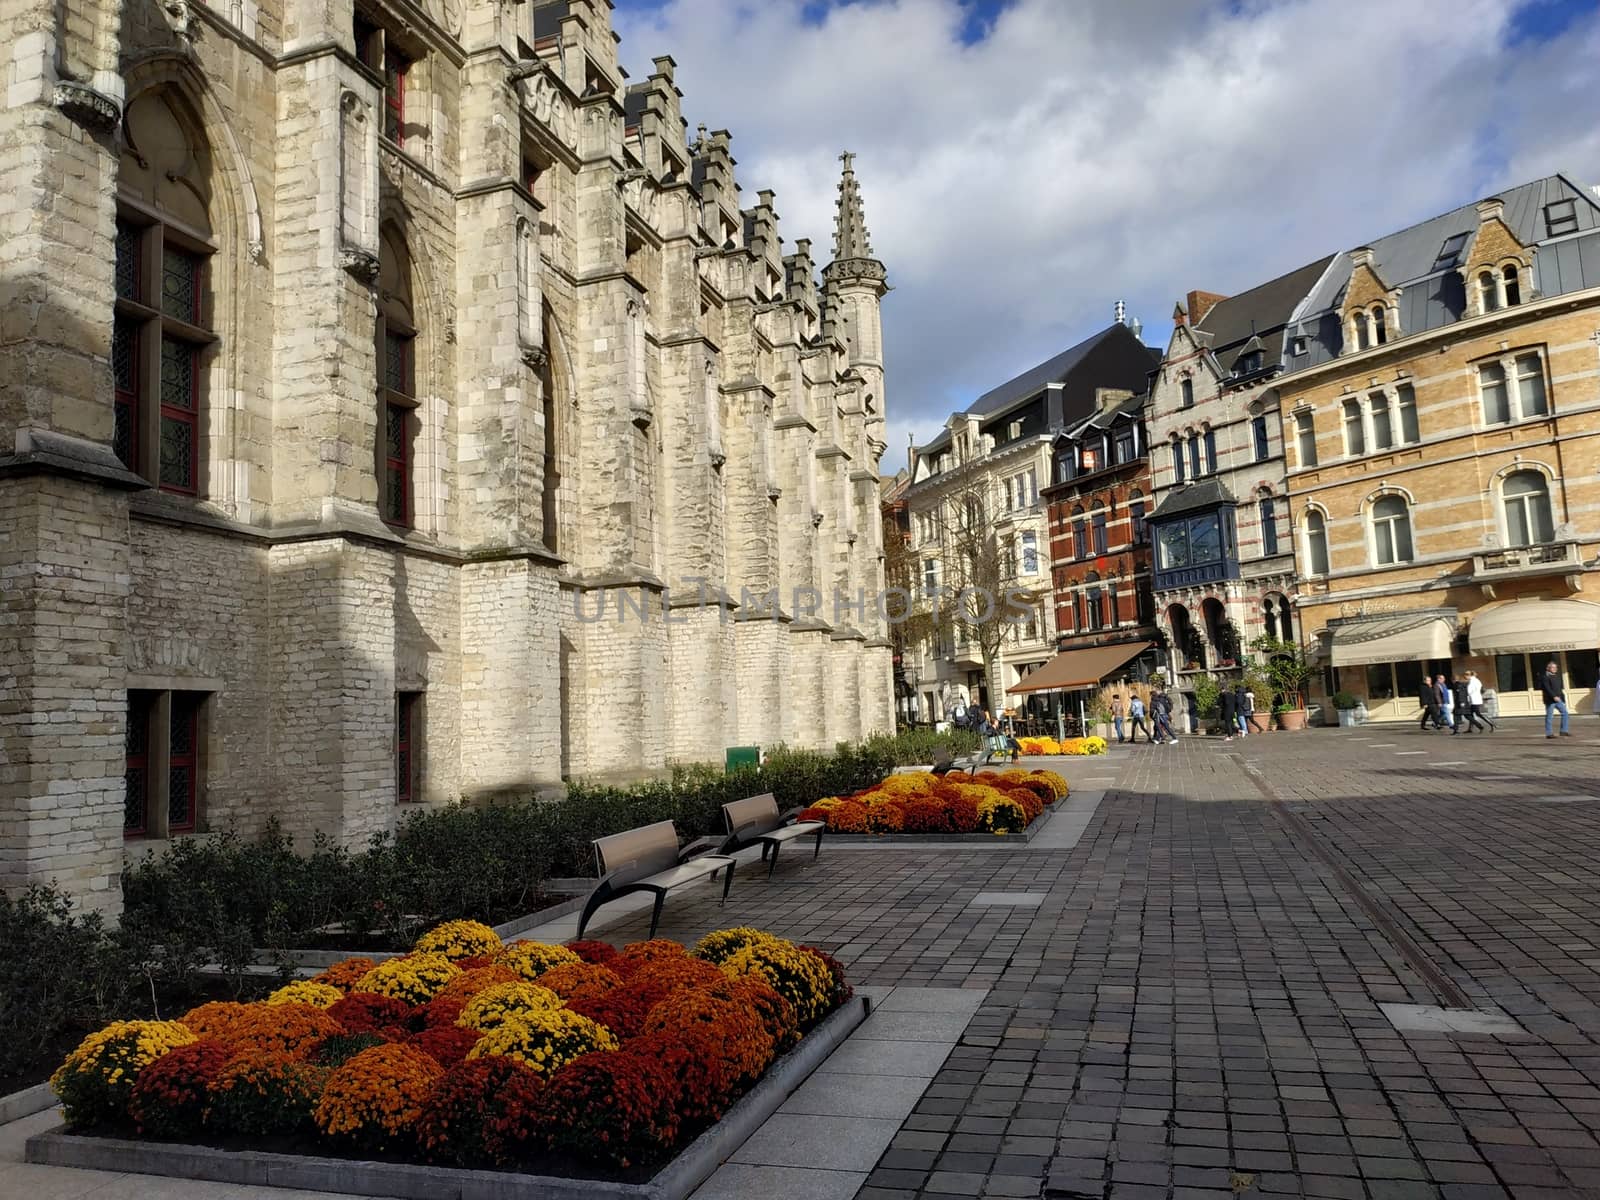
(9, 723, 1600, 1200)
(600, 721, 1600, 1199)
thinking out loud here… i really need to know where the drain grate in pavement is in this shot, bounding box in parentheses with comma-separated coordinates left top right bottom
(968, 892, 1046, 908)
(1380, 1002, 1527, 1037)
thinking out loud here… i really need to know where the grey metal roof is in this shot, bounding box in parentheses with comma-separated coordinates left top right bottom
(1284, 173, 1600, 371)
(1194, 255, 1335, 373)
(1149, 477, 1234, 521)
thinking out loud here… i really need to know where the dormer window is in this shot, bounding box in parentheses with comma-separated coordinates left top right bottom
(1479, 270, 1499, 314)
(1545, 199, 1578, 238)
(1007, 420, 1022, 441)
(1432, 232, 1469, 271)
(1235, 350, 1262, 375)
(1370, 306, 1386, 345)
(1503, 264, 1521, 306)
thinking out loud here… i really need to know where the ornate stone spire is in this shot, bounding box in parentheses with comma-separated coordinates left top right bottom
(823, 151, 886, 288)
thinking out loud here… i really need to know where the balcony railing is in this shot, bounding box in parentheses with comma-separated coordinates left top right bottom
(1472, 540, 1580, 580)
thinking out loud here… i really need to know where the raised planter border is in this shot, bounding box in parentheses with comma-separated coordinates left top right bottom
(0, 1082, 56, 1125)
(25, 994, 870, 1200)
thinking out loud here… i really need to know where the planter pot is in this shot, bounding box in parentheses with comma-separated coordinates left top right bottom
(1248, 714, 1268, 733)
(1276, 708, 1308, 731)
(1337, 708, 1359, 728)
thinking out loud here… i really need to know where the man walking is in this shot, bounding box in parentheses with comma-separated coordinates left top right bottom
(1464, 670, 1493, 732)
(1541, 661, 1570, 739)
(1220, 685, 1237, 743)
(1418, 677, 1441, 731)
(1128, 692, 1150, 744)
(1111, 694, 1126, 745)
(1435, 674, 1454, 734)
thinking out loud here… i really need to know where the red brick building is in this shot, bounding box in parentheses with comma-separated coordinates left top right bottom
(1039, 390, 1161, 684)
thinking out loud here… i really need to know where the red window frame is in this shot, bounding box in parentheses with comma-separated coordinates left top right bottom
(159, 337, 201, 495)
(383, 402, 411, 527)
(396, 693, 418, 803)
(168, 694, 199, 834)
(384, 50, 408, 145)
(124, 692, 153, 838)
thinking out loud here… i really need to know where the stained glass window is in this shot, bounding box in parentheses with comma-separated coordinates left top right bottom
(161, 245, 202, 322)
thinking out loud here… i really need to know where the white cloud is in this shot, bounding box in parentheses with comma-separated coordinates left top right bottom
(615, 0, 1600, 472)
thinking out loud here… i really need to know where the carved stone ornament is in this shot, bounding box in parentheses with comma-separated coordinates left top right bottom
(811, 511, 825, 528)
(520, 343, 549, 370)
(164, 0, 200, 45)
(340, 247, 380, 283)
(53, 81, 121, 132)
(709, 449, 726, 470)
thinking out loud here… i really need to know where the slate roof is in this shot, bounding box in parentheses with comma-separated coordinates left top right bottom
(969, 326, 1127, 416)
(1194, 255, 1335, 374)
(1285, 173, 1600, 370)
(1149, 477, 1234, 521)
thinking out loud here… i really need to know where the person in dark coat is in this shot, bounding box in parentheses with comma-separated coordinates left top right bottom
(1220, 686, 1238, 743)
(1451, 677, 1471, 734)
(1541, 662, 1570, 738)
(1418, 678, 1441, 730)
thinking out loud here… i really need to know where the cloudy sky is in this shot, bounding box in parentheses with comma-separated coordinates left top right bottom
(613, 0, 1600, 472)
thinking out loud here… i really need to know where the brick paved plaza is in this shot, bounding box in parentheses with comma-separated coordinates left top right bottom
(7, 722, 1600, 1199)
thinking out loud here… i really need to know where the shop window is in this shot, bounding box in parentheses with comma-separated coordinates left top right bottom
(1566, 649, 1599, 689)
(124, 689, 206, 838)
(1394, 660, 1425, 703)
(1496, 653, 1527, 694)
(1365, 663, 1395, 702)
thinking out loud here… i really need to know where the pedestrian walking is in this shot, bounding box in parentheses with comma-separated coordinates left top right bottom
(1540, 661, 1571, 738)
(1418, 677, 1441, 730)
(1236, 685, 1253, 736)
(1153, 688, 1178, 744)
(1463, 670, 1492, 732)
(1436, 674, 1454, 734)
(1128, 693, 1150, 744)
(1111, 694, 1126, 744)
(1220, 686, 1238, 743)
(1451, 676, 1470, 734)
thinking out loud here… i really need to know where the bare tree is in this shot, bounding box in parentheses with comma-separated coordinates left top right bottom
(910, 456, 1046, 710)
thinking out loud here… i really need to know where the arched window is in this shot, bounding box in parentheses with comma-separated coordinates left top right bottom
(1371, 495, 1414, 565)
(1171, 437, 1185, 484)
(1180, 377, 1194, 408)
(1263, 597, 1279, 640)
(1304, 510, 1329, 576)
(114, 89, 218, 494)
(1186, 433, 1201, 478)
(377, 226, 418, 527)
(1071, 504, 1087, 561)
(1502, 471, 1554, 547)
(1370, 305, 1387, 345)
(1502, 264, 1521, 307)
(540, 308, 564, 552)
(1479, 270, 1499, 314)
(1342, 398, 1365, 456)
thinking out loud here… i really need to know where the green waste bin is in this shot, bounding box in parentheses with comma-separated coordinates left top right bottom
(725, 745, 760, 772)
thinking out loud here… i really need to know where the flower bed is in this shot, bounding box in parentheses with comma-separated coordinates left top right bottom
(46, 920, 850, 1179)
(1016, 735, 1107, 756)
(797, 768, 1068, 835)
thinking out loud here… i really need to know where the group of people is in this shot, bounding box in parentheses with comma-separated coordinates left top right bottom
(945, 700, 1023, 760)
(1416, 670, 1496, 734)
(1418, 662, 1571, 738)
(1109, 689, 1180, 745)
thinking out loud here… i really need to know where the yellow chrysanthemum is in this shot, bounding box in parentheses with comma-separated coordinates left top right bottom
(354, 952, 461, 1004)
(455, 980, 563, 1031)
(467, 1007, 617, 1077)
(412, 919, 503, 962)
(265, 980, 344, 1009)
(495, 939, 582, 981)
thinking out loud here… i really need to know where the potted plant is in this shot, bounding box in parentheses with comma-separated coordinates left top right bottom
(1242, 663, 1275, 732)
(1250, 635, 1314, 732)
(1189, 672, 1222, 736)
(1332, 690, 1360, 728)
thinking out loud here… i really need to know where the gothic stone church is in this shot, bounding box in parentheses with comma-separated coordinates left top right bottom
(0, 0, 892, 913)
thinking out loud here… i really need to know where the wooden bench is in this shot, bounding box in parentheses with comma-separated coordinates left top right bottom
(720, 793, 826, 878)
(575, 820, 737, 940)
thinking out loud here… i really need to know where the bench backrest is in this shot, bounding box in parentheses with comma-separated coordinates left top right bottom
(931, 747, 953, 769)
(723, 793, 780, 838)
(592, 820, 680, 886)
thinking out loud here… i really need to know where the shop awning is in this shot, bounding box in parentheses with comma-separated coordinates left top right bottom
(1329, 611, 1455, 667)
(1468, 598, 1600, 655)
(1006, 642, 1150, 694)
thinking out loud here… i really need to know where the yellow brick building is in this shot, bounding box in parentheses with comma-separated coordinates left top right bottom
(1274, 176, 1600, 722)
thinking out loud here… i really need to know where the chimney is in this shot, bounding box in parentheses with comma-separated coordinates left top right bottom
(1130, 316, 1143, 341)
(1475, 197, 1505, 224)
(1349, 246, 1375, 270)
(1186, 290, 1227, 324)
(1114, 299, 1126, 326)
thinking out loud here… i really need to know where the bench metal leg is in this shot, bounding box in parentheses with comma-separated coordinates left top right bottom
(721, 863, 734, 904)
(766, 839, 781, 879)
(647, 889, 667, 940)
(575, 881, 615, 940)
(813, 828, 824, 859)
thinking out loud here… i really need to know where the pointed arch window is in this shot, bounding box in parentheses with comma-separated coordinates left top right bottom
(1370, 305, 1387, 345)
(377, 226, 418, 527)
(1180, 377, 1194, 408)
(1258, 493, 1279, 557)
(1479, 270, 1499, 314)
(1502, 471, 1554, 547)
(114, 89, 218, 495)
(1503, 264, 1521, 307)
(1171, 438, 1185, 484)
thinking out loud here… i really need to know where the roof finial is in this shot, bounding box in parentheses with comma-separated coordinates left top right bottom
(831, 150, 873, 262)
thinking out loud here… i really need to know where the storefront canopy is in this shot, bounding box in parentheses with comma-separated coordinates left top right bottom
(1468, 598, 1600, 655)
(1329, 611, 1455, 668)
(1006, 642, 1150, 695)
